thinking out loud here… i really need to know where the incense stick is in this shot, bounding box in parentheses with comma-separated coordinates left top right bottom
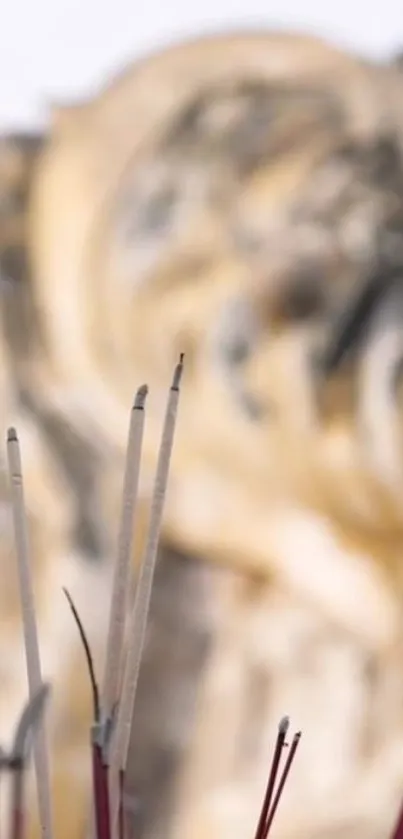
(253, 716, 289, 839)
(264, 731, 301, 838)
(1, 370, 309, 839)
(63, 588, 111, 839)
(109, 355, 184, 827)
(6, 429, 54, 839)
(91, 739, 111, 839)
(102, 384, 148, 724)
(10, 759, 24, 839)
(63, 588, 100, 722)
(118, 770, 125, 839)
(8, 686, 51, 839)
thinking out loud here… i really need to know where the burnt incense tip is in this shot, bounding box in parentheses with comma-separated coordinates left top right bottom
(279, 715, 290, 735)
(172, 353, 185, 391)
(133, 384, 148, 410)
(7, 426, 18, 442)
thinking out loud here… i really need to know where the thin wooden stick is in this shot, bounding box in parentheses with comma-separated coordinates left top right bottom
(0, 686, 50, 839)
(118, 770, 125, 839)
(10, 759, 24, 839)
(264, 731, 301, 838)
(91, 739, 111, 839)
(253, 716, 289, 839)
(63, 588, 100, 722)
(62, 587, 112, 839)
(109, 355, 184, 828)
(6, 429, 54, 839)
(102, 385, 148, 724)
(9, 686, 51, 839)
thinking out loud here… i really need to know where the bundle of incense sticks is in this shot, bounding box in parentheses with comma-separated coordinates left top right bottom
(11, 348, 401, 839)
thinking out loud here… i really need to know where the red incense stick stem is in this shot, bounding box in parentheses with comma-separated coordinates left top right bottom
(10, 766, 24, 839)
(264, 732, 301, 838)
(118, 770, 125, 839)
(253, 717, 289, 839)
(92, 744, 111, 839)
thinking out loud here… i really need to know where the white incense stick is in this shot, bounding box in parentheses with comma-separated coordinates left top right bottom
(110, 354, 184, 823)
(6, 428, 54, 839)
(102, 384, 148, 723)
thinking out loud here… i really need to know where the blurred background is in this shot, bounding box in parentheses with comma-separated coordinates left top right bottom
(0, 0, 402, 130)
(3, 5, 403, 839)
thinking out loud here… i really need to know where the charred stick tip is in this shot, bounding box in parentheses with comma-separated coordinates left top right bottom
(172, 353, 185, 391)
(133, 384, 148, 410)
